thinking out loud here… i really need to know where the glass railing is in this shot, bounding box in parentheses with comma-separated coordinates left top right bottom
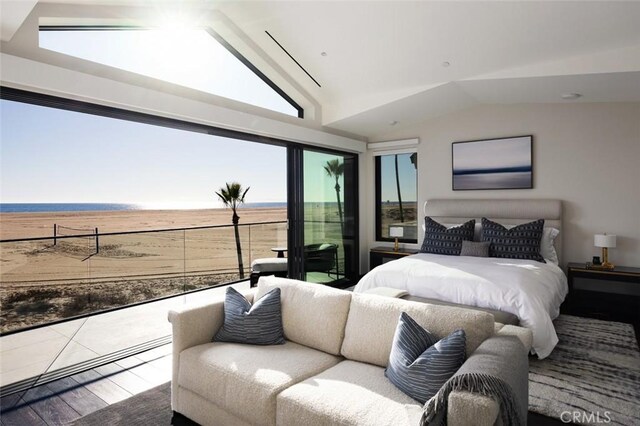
(0, 221, 286, 392)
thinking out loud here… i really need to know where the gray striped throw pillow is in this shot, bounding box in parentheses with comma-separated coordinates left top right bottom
(213, 287, 285, 345)
(385, 312, 466, 404)
(460, 240, 490, 257)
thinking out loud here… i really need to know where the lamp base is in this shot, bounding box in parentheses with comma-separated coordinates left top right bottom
(600, 247, 614, 270)
(601, 261, 615, 270)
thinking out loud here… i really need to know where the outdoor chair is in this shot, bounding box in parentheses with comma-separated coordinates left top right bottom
(304, 243, 339, 279)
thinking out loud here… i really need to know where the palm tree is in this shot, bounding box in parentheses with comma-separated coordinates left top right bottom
(324, 159, 345, 237)
(215, 182, 250, 279)
(395, 155, 404, 222)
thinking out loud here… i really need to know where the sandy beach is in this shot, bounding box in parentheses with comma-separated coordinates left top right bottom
(0, 207, 286, 332)
(1, 204, 399, 332)
(0, 207, 287, 240)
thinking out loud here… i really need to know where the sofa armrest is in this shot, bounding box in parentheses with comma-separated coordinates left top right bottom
(494, 323, 533, 352)
(446, 335, 528, 426)
(167, 288, 255, 409)
(448, 391, 501, 426)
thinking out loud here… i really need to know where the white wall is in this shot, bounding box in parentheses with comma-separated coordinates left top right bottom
(364, 102, 640, 270)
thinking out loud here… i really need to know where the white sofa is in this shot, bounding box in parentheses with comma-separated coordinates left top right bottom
(168, 277, 532, 426)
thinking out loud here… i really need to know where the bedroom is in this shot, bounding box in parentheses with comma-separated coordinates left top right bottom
(1, 1, 639, 426)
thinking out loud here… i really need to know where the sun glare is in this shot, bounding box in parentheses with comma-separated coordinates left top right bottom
(138, 201, 216, 211)
(39, 25, 299, 116)
(150, 6, 203, 32)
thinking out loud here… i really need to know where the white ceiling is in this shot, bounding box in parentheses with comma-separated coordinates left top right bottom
(2, 1, 640, 139)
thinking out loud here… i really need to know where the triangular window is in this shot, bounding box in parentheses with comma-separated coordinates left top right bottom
(39, 27, 302, 117)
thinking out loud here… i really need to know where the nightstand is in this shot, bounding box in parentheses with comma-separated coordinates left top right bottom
(369, 246, 419, 270)
(565, 262, 640, 322)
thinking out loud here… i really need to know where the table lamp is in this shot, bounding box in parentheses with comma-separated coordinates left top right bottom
(389, 226, 404, 252)
(594, 234, 616, 270)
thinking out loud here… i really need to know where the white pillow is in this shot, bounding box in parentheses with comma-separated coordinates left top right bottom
(540, 227, 560, 265)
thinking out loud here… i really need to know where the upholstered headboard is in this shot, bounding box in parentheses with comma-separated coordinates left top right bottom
(423, 199, 563, 265)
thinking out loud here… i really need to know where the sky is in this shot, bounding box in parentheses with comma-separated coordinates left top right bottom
(0, 28, 351, 208)
(303, 151, 347, 204)
(0, 99, 288, 208)
(39, 29, 298, 116)
(380, 153, 417, 202)
(0, 100, 351, 208)
(453, 137, 531, 172)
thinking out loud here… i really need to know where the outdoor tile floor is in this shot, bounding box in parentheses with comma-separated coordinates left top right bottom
(0, 281, 250, 389)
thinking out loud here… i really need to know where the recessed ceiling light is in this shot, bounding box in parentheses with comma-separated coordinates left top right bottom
(321, 52, 327, 57)
(389, 120, 398, 126)
(442, 61, 450, 67)
(561, 93, 582, 100)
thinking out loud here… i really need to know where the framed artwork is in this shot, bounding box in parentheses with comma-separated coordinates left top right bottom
(452, 135, 533, 190)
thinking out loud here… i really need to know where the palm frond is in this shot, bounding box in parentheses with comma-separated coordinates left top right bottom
(216, 182, 249, 210)
(324, 159, 344, 178)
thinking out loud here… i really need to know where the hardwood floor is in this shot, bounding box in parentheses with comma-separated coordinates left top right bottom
(0, 344, 171, 426)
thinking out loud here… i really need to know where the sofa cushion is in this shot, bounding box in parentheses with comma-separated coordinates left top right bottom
(178, 341, 341, 426)
(385, 313, 466, 404)
(213, 287, 285, 345)
(341, 293, 494, 367)
(251, 257, 288, 273)
(277, 360, 423, 426)
(176, 387, 252, 426)
(256, 276, 352, 355)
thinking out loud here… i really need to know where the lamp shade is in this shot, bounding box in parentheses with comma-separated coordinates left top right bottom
(594, 234, 616, 248)
(389, 226, 404, 238)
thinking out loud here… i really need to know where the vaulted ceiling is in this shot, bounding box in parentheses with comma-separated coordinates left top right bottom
(2, 1, 640, 139)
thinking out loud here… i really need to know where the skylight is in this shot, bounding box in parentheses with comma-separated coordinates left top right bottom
(39, 27, 302, 117)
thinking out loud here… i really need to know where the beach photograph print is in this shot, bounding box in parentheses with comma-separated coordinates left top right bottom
(452, 135, 533, 190)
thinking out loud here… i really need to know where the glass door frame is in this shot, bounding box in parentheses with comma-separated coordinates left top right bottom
(287, 145, 359, 288)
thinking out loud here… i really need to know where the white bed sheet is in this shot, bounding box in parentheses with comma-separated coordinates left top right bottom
(355, 253, 568, 359)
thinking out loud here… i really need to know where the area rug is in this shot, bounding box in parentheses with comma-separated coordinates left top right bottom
(529, 315, 640, 426)
(70, 382, 174, 426)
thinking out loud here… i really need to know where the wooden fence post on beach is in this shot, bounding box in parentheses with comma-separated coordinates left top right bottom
(53, 224, 57, 246)
(95, 227, 99, 254)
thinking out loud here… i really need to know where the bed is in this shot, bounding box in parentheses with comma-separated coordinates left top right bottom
(355, 199, 568, 359)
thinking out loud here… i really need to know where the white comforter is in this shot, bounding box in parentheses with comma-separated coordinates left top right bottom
(355, 253, 568, 359)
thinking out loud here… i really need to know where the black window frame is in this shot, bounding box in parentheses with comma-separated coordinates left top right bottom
(374, 153, 418, 244)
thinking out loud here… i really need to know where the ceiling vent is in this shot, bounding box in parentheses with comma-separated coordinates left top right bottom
(265, 30, 321, 88)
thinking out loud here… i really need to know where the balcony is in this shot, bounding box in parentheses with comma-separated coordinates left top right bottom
(0, 221, 286, 394)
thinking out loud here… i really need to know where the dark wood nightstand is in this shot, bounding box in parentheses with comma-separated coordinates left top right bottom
(565, 262, 640, 322)
(369, 246, 419, 270)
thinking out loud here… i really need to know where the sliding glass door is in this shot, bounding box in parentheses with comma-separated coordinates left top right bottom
(289, 149, 358, 286)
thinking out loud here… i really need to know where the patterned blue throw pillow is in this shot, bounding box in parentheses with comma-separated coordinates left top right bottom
(213, 287, 285, 345)
(420, 217, 475, 256)
(385, 312, 466, 404)
(481, 217, 546, 263)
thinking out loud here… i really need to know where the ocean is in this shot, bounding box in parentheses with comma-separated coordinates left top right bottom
(0, 202, 287, 213)
(453, 172, 532, 190)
